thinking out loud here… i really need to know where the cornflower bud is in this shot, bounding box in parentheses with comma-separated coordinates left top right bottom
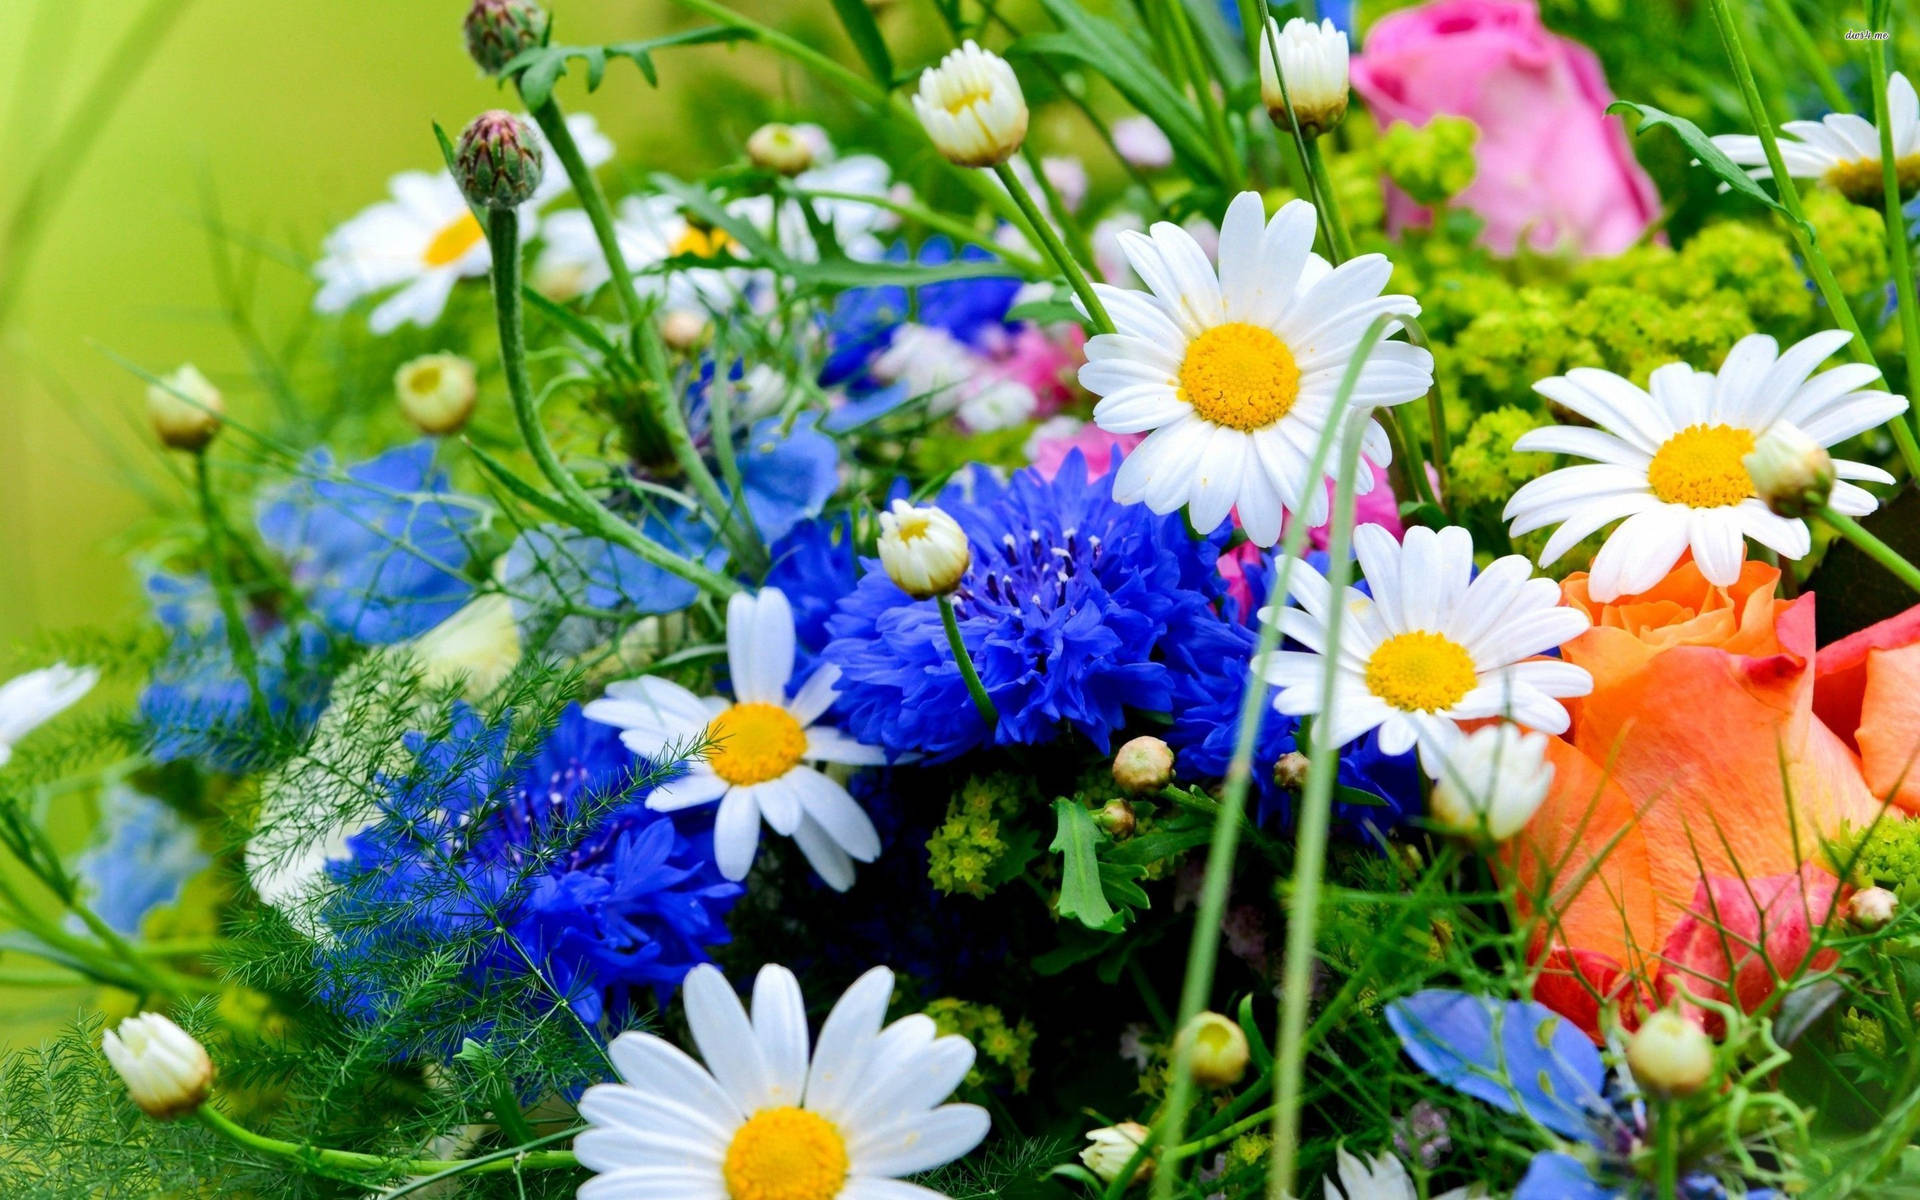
(1429, 723, 1553, 845)
(102, 1013, 213, 1120)
(463, 0, 550, 76)
(877, 499, 971, 599)
(1627, 1010, 1715, 1097)
(1080, 1121, 1152, 1186)
(912, 41, 1029, 168)
(1743, 421, 1835, 519)
(395, 353, 478, 435)
(1112, 735, 1174, 796)
(746, 123, 817, 176)
(147, 364, 224, 452)
(455, 111, 544, 210)
(1175, 1011, 1250, 1089)
(1258, 16, 1350, 136)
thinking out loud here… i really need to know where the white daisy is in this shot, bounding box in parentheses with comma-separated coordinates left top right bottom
(583, 588, 886, 891)
(533, 193, 750, 310)
(574, 962, 990, 1200)
(0, 662, 97, 767)
(1320, 1146, 1479, 1200)
(1077, 191, 1433, 547)
(1264, 525, 1592, 773)
(314, 113, 611, 333)
(1712, 71, 1920, 205)
(1503, 330, 1905, 600)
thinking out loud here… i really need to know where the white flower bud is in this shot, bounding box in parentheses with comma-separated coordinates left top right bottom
(1429, 723, 1553, 845)
(746, 122, 817, 176)
(1273, 750, 1311, 791)
(1627, 1010, 1714, 1097)
(1851, 885, 1898, 930)
(1175, 1011, 1250, 1089)
(409, 594, 520, 698)
(877, 500, 971, 599)
(1258, 17, 1350, 137)
(912, 40, 1029, 168)
(147, 365, 224, 452)
(1743, 421, 1835, 518)
(1113, 735, 1175, 796)
(1111, 116, 1173, 170)
(395, 353, 478, 435)
(1080, 1121, 1152, 1186)
(102, 1013, 213, 1120)
(660, 310, 711, 354)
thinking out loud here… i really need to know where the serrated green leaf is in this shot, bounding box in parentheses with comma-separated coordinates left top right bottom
(829, 0, 894, 86)
(1608, 99, 1806, 231)
(1051, 798, 1123, 932)
(502, 29, 746, 107)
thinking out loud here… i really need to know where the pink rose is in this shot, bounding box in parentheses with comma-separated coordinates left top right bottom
(1350, 0, 1659, 257)
(1027, 421, 1142, 481)
(975, 323, 1085, 421)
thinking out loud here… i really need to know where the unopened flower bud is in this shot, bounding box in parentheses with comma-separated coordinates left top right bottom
(1175, 1011, 1250, 1089)
(1851, 885, 1898, 931)
(1095, 798, 1137, 840)
(1744, 422, 1834, 519)
(660, 309, 711, 353)
(395, 353, 477, 435)
(1112, 736, 1174, 796)
(1259, 16, 1349, 137)
(1627, 1010, 1715, 1097)
(912, 40, 1028, 168)
(102, 1013, 213, 1120)
(877, 500, 971, 599)
(456, 111, 544, 210)
(464, 0, 550, 76)
(746, 123, 817, 176)
(1273, 751, 1310, 791)
(1429, 723, 1553, 845)
(1080, 1121, 1152, 1186)
(410, 594, 520, 698)
(147, 364, 223, 452)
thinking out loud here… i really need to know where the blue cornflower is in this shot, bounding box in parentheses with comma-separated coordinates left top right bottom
(71, 786, 207, 936)
(822, 450, 1226, 761)
(763, 514, 859, 662)
(322, 703, 741, 1030)
(256, 442, 482, 644)
(1387, 990, 1781, 1199)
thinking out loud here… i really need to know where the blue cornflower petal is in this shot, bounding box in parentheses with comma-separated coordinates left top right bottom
(736, 415, 838, 544)
(1514, 1153, 1614, 1200)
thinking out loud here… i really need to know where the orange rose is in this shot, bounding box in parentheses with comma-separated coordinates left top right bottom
(1815, 602, 1920, 814)
(1508, 560, 1883, 1032)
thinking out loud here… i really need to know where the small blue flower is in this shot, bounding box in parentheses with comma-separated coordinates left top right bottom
(763, 514, 859, 660)
(70, 786, 207, 936)
(321, 704, 741, 1033)
(734, 415, 839, 544)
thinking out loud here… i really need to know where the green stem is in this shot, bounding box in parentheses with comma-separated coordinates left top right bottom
(798, 187, 1048, 276)
(194, 452, 266, 719)
(1020, 144, 1097, 272)
(1762, 0, 1850, 114)
(197, 1105, 578, 1180)
(1820, 503, 1920, 595)
(1302, 137, 1356, 264)
(992, 162, 1114, 335)
(1867, 0, 1920, 448)
(1160, 0, 1239, 189)
(1401, 318, 1451, 507)
(1653, 1099, 1680, 1199)
(938, 594, 999, 730)
(1378, 409, 1442, 515)
(483, 206, 740, 599)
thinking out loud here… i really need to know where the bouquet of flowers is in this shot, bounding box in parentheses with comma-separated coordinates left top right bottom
(10, 0, 1920, 1196)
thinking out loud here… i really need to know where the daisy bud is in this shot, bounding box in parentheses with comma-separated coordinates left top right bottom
(877, 499, 972, 599)
(746, 122, 817, 176)
(1273, 751, 1311, 791)
(1429, 723, 1553, 846)
(146, 364, 224, 452)
(455, 111, 544, 210)
(660, 310, 711, 354)
(410, 593, 520, 697)
(1112, 735, 1174, 796)
(1175, 1011, 1250, 1089)
(1079, 1121, 1152, 1187)
(1851, 885, 1898, 930)
(1095, 798, 1137, 840)
(394, 353, 478, 435)
(463, 0, 550, 76)
(1258, 16, 1350, 137)
(1627, 1010, 1715, 1097)
(102, 1013, 213, 1120)
(1743, 421, 1835, 519)
(911, 41, 1028, 168)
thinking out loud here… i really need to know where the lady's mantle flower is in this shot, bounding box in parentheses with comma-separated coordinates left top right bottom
(586, 589, 887, 890)
(0, 662, 96, 767)
(574, 962, 989, 1200)
(102, 1013, 213, 1121)
(1263, 525, 1590, 773)
(1078, 192, 1431, 545)
(1503, 330, 1904, 600)
(822, 451, 1228, 762)
(1713, 71, 1920, 205)
(323, 704, 741, 1027)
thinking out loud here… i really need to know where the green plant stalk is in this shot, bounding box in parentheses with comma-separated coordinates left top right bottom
(195, 452, 266, 719)
(1763, 0, 1850, 114)
(798, 188, 1049, 276)
(1021, 144, 1098, 272)
(938, 594, 999, 729)
(1401, 318, 1451, 505)
(522, 97, 762, 573)
(1378, 409, 1443, 515)
(1705, 0, 1920, 480)
(483, 207, 740, 599)
(1653, 1099, 1680, 1199)
(1868, 0, 1920, 448)
(1302, 136, 1357, 264)
(1819, 503, 1920, 595)
(993, 162, 1114, 335)
(197, 1105, 578, 1180)
(1159, 0, 1240, 190)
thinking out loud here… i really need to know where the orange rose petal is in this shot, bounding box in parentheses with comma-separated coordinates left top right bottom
(1854, 643, 1920, 813)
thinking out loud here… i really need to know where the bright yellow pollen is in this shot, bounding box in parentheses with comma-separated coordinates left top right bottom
(1825, 153, 1920, 206)
(1364, 631, 1478, 713)
(1646, 423, 1756, 509)
(706, 702, 807, 786)
(423, 211, 485, 268)
(1179, 322, 1301, 431)
(723, 1107, 849, 1200)
(671, 226, 733, 258)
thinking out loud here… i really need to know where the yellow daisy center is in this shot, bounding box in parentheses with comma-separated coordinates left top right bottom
(671, 225, 733, 258)
(943, 88, 991, 116)
(423, 211, 485, 268)
(1824, 153, 1920, 206)
(1179, 322, 1301, 431)
(723, 1107, 850, 1200)
(1646, 423, 1756, 509)
(706, 702, 807, 786)
(1364, 631, 1478, 713)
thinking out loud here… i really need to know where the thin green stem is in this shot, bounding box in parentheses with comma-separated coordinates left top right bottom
(1762, 0, 1850, 114)
(1160, 0, 1239, 190)
(197, 1105, 578, 1180)
(798, 187, 1048, 276)
(1867, 0, 1920, 447)
(1020, 144, 1097, 272)
(1401, 318, 1450, 507)
(1653, 1099, 1680, 1199)
(938, 594, 999, 730)
(1302, 137, 1356, 263)
(195, 452, 266, 719)
(992, 162, 1113, 335)
(1378, 409, 1442, 515)
(1820, 503, 1920, 595)
(483, 206, 740, 599)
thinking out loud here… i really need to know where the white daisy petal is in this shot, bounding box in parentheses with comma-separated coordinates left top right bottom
(849, 1104, 993, 1177)
(683, 964, 776, 1114)
(789, 768, 883, 861)
(751, 965, 811, 1107)
(791, 813, 858, 891)
(712, 787, 764, 882)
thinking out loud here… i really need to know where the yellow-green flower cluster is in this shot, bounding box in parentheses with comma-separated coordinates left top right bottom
(926, 997, 1036, 1092)
(927, 771, 1036, 898)
(1840, 1006, 1888, 1058)
(1830, 819, 1920, 906)
(1380, 116, 1478, 207)
(1447, 406, 1552, 508)
(1805, 190, 1889, 299)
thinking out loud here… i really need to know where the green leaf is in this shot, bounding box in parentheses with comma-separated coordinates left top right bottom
(465, 441, 575, 523)
(829, 0, 894, 87)
(1051, 798, 1123, 932)
(1607, 100, 1807, 231)
(1006, 297, 1082, 325)
(502, 29, 747, 108)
